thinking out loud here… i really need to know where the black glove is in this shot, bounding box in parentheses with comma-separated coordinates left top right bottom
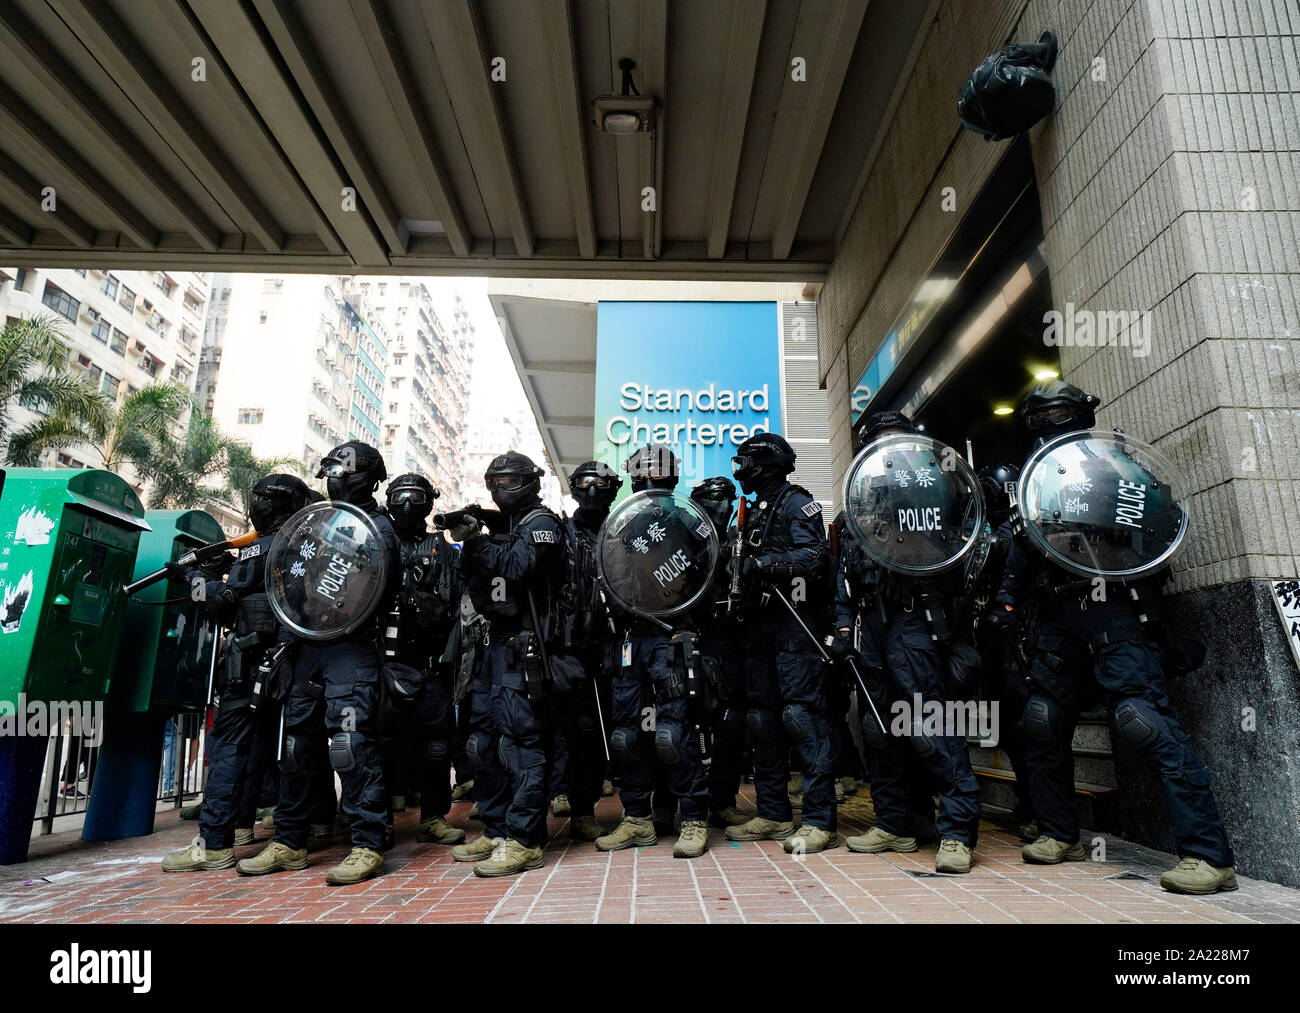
(742, 556, 767, 581)
(985, 607, 1019, 637)
(164, 560, 190, 581)
(828, 629, 853, 660)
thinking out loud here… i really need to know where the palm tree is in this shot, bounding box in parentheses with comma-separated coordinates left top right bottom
(7, 381, 192, 473)
(1, 314, 109, 465)
(222, 442, 309, 518)
(140, 408, 238, 509)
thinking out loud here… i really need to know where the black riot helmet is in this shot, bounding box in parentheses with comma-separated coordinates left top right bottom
(1021, 380, 1100, 439)
(852, 409, 918, 453)
(484, 450, 543, 515)
(976, 463, 1020, 526)
(690, 476, 737, 532)
(317, 440, 386, 505)
(248, 473, 310, 533)
(386, 473, 438, 536)
(569, 459, 622, 512)
(625, 444, 680, 493)
(731, 432, 795, 496)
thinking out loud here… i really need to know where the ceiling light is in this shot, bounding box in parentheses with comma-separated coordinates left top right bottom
(1033, 369, 1059, 380)
(993, 406, 1014, 416)
(602, 112, 643, 134)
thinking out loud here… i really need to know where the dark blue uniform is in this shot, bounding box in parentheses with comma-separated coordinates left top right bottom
(459, 505, 563, 847)
(743, 484, 837, 831)
(696, 529, 746, 815)
(998, 538, 1234, 867)
(835, 533, 981, 845)
(192, 535, 279, 850)
(277, 506, 401, 852)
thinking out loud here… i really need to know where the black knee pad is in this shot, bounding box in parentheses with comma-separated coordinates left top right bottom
(1022, 696, 1059, 743)
(576, 714, 598, 735)
(909, 719, 937, 758)
(465, 730, 490, 772)
(329, 731, 356, 773)
(654, 725, 682, 765)
(610, 728, 636, 765)
(746, 708, 777, 745)
(1114, 699, 1160, 750)
(280, 733, 304, 774)
(424, 739, 449, 764)
(781, 704, 809, 744)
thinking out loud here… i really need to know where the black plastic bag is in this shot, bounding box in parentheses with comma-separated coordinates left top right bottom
(958, 31, 1058, 141)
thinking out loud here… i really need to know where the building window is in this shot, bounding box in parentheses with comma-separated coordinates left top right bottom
(41, 282, 79, 322)
(100, 372, 120, 396)
(153, 272, 176, 298)
(110, 329, 127, 355)
(118, 284, 136, 310)
(74, 268, 87, 277)
(140, 355, 158, 378)
(237, 408, 264, 425)
(100, 275, 118, 299)
(15, 268, 30, 291)
(90, 319, 110, 343)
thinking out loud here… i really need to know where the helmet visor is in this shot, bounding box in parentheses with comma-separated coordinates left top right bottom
(1025, 406, 1077, 432)
(486, 474, 527, 492)
(573, 474, 612, 491)
(389, 488, 429, 506)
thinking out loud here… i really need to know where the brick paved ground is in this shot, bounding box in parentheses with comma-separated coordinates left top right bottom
(3, 785, 1298, 924)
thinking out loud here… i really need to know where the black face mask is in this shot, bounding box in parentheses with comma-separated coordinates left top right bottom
(487, 476, 538, 516)
(249, 498, 282, 533)
(389, 502, 430, 535)
(692, 497, 733, 532)
(571, 478, 617, 512)
(327, 473, 376, 505)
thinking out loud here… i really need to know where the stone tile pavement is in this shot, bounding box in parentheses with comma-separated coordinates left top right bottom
(3, 785, 1298, 924)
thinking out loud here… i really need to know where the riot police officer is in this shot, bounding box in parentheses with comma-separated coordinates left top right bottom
(724, 433, 840, 854)
(162, 473, 311, 872)
(1000, 381, 1236, 894)
(971, 462, 1035, 839)
(446, 452, 564, 877)
(237, 441, 400, 886)
(555, 460, 622, 842)
(833, 412, 981, 872)
(382, 473, 465, 848)
(689, 476, 749, 828)
(596, 445, 712, 859)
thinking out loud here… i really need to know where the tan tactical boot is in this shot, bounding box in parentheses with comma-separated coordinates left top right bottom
(451, 779, 475, 802)
(725, 816, 796, 842)
(468, 802, 480, 819)
(673, 820, 709, 858)
(452, 834, 500, 863)
(233, 828, 254, 847)
(1159, 858, 1238, 895)
(236, 840, 307, 876)
(162, 842, 236, 872)
(595, 815, 657, 851)
(391, 794, 407, 813)
(473, 838, 544, 878)
(258, 808, 274, 829)
(1021, 835, 1086, 864)
(845, 827, 919, 854)
(935, 838, 972, 874)
(417, 816, 467, 845)
(709, 807, 750, 828)
(550, 794, 571, 817)
(783, 825, 840, 854)
(569, 815, 604, 842)
(325, 847, 385, 885)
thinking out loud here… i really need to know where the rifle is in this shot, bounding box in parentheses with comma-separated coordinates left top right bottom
(726, 496, 748, 619)
(123, 529, 259, 595)
(433, 504, 508, 535)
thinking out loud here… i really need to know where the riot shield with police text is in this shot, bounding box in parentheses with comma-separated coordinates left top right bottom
(1016, 429, 1188, 580)
(842, 433, 986, 575)
(596, 490, 720, 619)
(266, 500, 390, 641)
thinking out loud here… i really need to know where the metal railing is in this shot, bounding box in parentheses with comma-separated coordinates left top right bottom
(33, 714, 209, 836)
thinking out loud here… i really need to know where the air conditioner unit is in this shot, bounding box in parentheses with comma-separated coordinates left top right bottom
(85, 307, 100, 322)
(142, 299, 154, 312)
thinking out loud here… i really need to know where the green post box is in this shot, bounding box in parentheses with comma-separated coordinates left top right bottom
(0, 468, 149, 863)
(83, 509, 226, 841)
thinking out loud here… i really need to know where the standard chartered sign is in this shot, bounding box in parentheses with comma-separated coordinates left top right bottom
(605, 382, 772, 448)
(593, 302, 783, 493)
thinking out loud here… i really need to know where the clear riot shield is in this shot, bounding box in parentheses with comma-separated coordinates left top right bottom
(596, 490, 720, 620)
(842, 433, 986, 575)
(266, 501, 390, 641)
(1016, 428, 1188, 580)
